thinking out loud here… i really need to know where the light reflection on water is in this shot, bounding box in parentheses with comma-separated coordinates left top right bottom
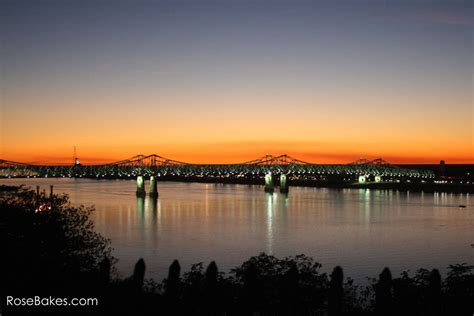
(2, 178, 473, 282)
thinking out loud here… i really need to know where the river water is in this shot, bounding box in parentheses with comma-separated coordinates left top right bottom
(2, 178, 473, 282)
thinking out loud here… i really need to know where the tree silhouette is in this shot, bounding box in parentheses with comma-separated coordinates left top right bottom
(329, 266, 344, 316)
(99, 257, 111, 286)
(203, 261, 219, 314)
(426, 269, 442, 316)
(163, 259, 181, 313)
(375, 267, 393, 316)
(281, 262, 299, 314)
(132, 258, 146, 291)
(242, 261, 262, 313)
(0, 186, 113, 296)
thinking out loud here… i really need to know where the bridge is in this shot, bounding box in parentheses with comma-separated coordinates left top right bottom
(0, 154, 435, 182)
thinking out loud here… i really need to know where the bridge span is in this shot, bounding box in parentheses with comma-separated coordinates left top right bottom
(0, 154, 435, 183)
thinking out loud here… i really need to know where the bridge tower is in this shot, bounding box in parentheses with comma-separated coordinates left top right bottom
(280, 174, 289, 193)
(264, 173, 274, 193)
(149, 176, 159, 198)
(136, 176, 146, 197)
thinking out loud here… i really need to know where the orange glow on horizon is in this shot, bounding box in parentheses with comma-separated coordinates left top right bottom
(2, 141, 473, 165)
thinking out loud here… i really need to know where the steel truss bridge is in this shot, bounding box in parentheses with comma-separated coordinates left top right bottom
(0, 154, 434, 181)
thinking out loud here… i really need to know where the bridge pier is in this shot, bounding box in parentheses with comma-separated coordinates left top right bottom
(264, 173, 274, 193)
(149, 176, 159, 198)
(279, 174, 289, 193)
(136, 176, 146, 197)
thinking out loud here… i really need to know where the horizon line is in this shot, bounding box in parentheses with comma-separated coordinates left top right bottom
(0, 153, 467, 167)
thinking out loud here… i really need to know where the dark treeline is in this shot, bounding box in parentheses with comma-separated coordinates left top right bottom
(1, 186, 473, 315)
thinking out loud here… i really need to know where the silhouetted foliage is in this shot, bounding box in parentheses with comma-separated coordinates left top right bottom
(165, 259, 181, 297)
(426, 269, 442, 316)
(375, 267, 393, 315)
(161, 259, 182, 313)
(133, 258, 146, 291)
(99, 257, 111, 285)
(392, 269, 424, 316)
(444, 263, 474, 315)
(203, 261, 219, 313)
(329, 266, 344, 316)
(0, 186, 113, 296)
(230, 253, 329, 314)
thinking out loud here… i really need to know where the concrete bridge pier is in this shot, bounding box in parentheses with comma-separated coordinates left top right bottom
(264, 173, 274, 193)
(279, 174, 289, 194)
(149, 176, 159, 198)
(136, 176, 146, 197)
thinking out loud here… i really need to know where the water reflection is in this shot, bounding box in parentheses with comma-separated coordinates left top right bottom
(136, 196, 145, 228)
(264, 192, 290, 254)
(150, 198, 160, 227)
(360, 189, 371, 224)
(266, 193, 274, 253)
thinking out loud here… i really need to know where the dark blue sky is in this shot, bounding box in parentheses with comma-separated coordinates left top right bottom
(1, 0, 473, 163)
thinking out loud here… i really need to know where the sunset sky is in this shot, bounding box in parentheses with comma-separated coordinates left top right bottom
(1, 0, 472, 165)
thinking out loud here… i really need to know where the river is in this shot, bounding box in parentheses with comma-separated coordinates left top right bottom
(2, 178, 473, 283)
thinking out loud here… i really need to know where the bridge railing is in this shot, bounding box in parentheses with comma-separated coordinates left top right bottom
(0, 155, 436, 179)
